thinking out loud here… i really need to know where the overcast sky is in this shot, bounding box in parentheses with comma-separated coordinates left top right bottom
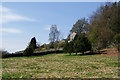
(1, 2, 105, 53)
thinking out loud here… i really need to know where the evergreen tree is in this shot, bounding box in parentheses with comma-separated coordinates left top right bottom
(24, 47, 33, 56)
(63, 41, 74, 55)
(74, 34, 91, 55)
(24, 37, 37, 56)
(69, 41, 74, 55)
(29, 37, 37, 49)
(63, 41, 69, 53)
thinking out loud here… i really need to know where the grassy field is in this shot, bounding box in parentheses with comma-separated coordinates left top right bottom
(2, 53, 118, 78)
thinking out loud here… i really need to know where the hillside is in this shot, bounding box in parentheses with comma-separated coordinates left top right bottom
(2, 51, 118, 78)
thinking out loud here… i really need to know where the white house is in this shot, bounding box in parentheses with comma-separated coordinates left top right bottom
(68, 32, 77, 42)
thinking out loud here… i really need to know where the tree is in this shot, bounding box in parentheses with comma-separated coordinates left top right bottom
(89, 2, 119, 49)
(73, 34, 79, 55)
(69, 41, 74, 55)
(24, 47, 33, 56)
(49, 25, 60, 49)
(58, 40, 66, 49)
(0, 50, 10, 58)
(70, 18, 89, 35)
(63, 41, 74, 55)
(63, 41, 69, 54)
(108, 2, 120, 34)
(29, 37, 37, 49)
(114, 34, 120, 52)
(74, 34, 92, 55)
(24, 37, 37, 56)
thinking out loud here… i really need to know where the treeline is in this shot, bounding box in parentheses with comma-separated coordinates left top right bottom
(64, 33, 92, 55)
(63, 2, 120, 55)
(89, 2, 120, 50)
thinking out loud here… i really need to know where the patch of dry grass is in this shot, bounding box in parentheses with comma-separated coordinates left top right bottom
(2, 53, 118, 78)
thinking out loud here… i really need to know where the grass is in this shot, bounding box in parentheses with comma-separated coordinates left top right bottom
(2, 53, 118, 78)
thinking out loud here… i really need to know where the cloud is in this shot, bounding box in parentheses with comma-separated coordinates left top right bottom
(0, 28, 22, 33)
(1, 14, 36, 24)
(0, 5, 36, 24)
(0, 5, 11, 13)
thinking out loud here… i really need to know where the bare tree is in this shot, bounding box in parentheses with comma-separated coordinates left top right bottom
(49, 25, 60, 50)
(49, 25, 60, 43)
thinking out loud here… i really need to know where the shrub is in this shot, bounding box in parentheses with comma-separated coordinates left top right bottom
(23, 47, 33, 56)
(29, 37, 37, 49)
(63, 42, 70, 54)
(63, 41, 74, 55)
(74, 34, 92, 55)
(69, 41, 74, 55)
(0, 50, 10, 58)
(114, 33, 120, 52)
(58, 41, 66, 49)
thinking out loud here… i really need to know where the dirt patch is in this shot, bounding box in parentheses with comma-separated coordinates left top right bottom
(100, 48, 118, 57)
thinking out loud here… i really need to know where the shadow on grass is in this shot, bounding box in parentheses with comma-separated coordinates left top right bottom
(65, 50, 107, 56)
(2, 50, 107, 58)
(2, 50, 64, 58)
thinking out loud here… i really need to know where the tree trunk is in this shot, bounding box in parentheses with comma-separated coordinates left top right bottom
(55, 48, 56, 53)
(69, 53, 71, 55)
(118, 47, 120, 53)
(117, 45, 120, 53)
(76, 52, 77, 55)
(82, 52, 84, 54)
(90, 50, 93, 54)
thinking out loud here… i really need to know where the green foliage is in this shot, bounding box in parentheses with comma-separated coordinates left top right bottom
(58, 41, 66, 48)
(89, 2, 119, 49)
(0, 50, 10, 58)
(114, 34, 120, 44)
(70, 18, 89, 35)
(64, 34, 91, 55)
(24, 47, 33, 56)
(49, 43, 54, 49)
(69, 41, 75, 54)
(74, 34, 91, 54)
(23, 37, 37, 56)
(109, 2, 120, 34)
(114, 34, 120, 52)
(63, 41, 74, 55)
(63, 41, 69, 53)
(29, 37, 37, 49)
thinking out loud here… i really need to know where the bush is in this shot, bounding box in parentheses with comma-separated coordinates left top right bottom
(74, 34, 92, 55)
(29, 37, 37, 49)
(63, 41, 74, 55)
(69, 41, 75, 55)
(114, 33, 120, 52)
(63, 41, 71, 55)
(23, 47, 33, 56)
(63, 42, 69, 52)
(64, 34, 92, 55)
(0, 50, 10, 58)
(58, 41, 66, 48)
